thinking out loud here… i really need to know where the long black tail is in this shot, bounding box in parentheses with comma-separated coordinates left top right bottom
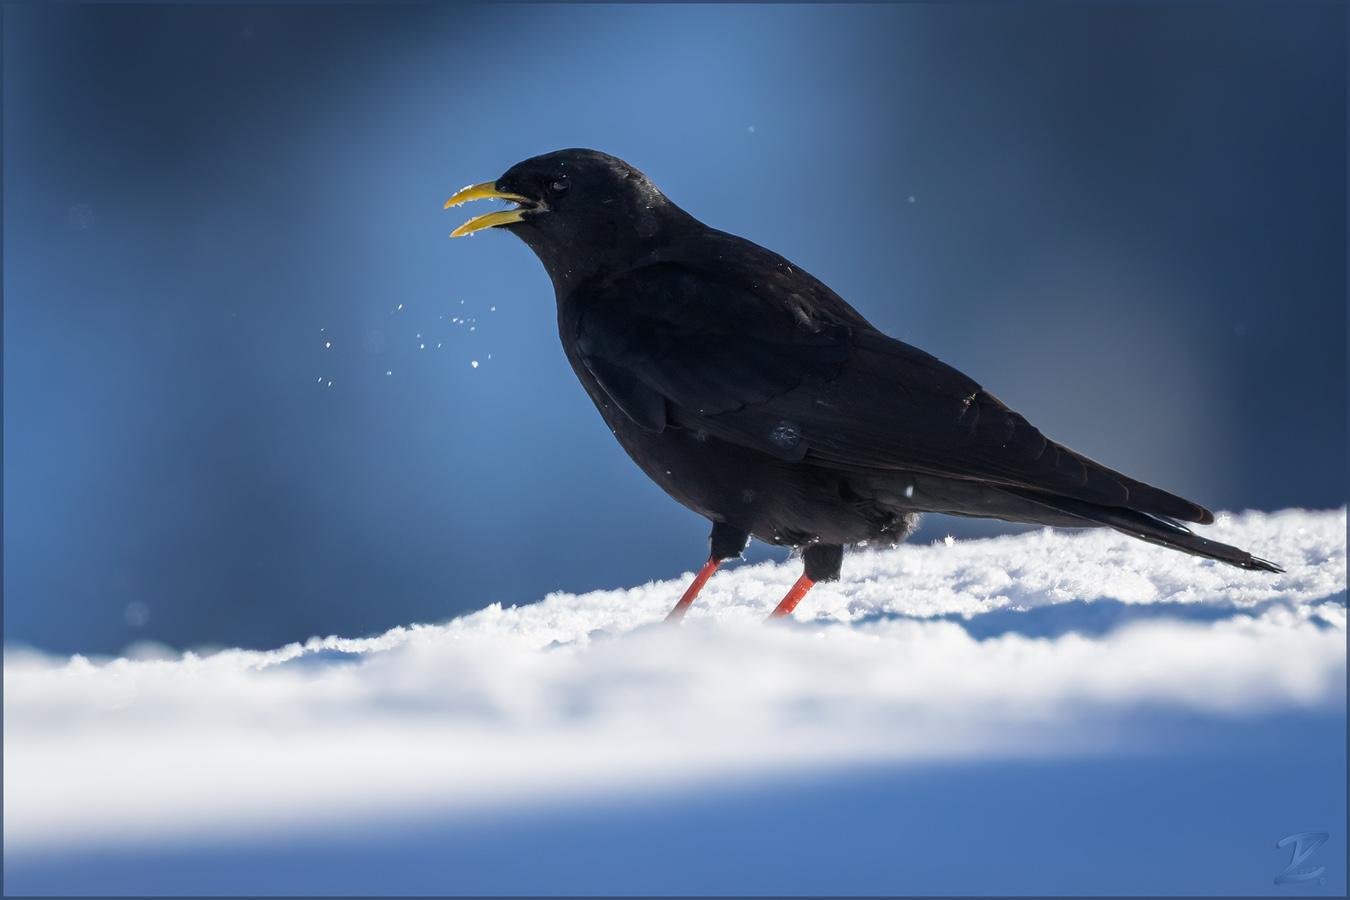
(1007, 489, 1284, 573)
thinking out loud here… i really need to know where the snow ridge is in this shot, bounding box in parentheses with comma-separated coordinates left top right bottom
(5, 508, 1345, 852)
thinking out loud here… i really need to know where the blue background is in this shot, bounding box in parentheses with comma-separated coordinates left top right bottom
(5, 4, 1345, 655)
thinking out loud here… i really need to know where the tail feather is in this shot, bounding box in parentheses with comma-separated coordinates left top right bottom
(1006, 489, 1283, 573)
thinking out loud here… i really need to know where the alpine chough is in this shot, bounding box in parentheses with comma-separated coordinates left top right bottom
(446, 149, 1281, 622)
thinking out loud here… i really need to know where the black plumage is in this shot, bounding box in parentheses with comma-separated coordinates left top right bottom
(446, 149, 1280, 621)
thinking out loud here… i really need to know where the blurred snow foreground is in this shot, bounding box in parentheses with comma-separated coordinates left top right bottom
(5, 509, 1345, 853)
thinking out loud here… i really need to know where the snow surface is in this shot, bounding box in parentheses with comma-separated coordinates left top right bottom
(4, 508, 1344, 854)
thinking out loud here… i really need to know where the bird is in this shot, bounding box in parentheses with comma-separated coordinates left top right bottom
(445, 149, 1281, 623)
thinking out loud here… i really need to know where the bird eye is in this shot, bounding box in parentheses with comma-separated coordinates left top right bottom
(548, 175, 570, 195)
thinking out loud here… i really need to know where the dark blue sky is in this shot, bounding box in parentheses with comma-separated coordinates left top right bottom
(5, 4, 1345, 655)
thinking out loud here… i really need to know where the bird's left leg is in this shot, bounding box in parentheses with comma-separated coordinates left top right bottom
(664, 521, 750, 624)
(767, 543, 843, 621)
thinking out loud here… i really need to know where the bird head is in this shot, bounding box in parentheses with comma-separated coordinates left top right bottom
(446, 149, 691, 294)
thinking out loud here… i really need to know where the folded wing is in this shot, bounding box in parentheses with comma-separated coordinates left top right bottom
(572, 247, 1214, 527)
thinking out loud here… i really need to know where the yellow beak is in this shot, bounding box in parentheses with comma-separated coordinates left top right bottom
(444, 181, 536, 237)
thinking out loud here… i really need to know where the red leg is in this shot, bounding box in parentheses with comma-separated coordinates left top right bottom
(766, 573, 816, 621)
(664, 556, 721, 624)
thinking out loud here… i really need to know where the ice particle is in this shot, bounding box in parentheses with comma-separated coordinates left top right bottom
(770, 423, 801, 449)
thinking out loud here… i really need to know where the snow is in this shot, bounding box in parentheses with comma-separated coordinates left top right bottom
(4, 508, 1344, 854)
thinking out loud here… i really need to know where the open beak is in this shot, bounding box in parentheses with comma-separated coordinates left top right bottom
(444, 182, 539, 237)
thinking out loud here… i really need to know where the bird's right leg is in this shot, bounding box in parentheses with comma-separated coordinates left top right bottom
(664, 522, 749, 624)
(766, 543, 843, 621)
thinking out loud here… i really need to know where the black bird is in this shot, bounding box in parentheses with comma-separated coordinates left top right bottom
(446, 149, 1281, 622)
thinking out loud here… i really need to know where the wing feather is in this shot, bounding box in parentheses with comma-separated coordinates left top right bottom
(571, 247, 1212, 525)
